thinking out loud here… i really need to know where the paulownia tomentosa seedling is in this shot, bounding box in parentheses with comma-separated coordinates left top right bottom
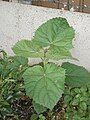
(12, 17, 90, 114)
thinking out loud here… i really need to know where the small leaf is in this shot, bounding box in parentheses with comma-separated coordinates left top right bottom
(74, 88, 81, 94)
(64, 95, 72, 104)
(80, 87, 87, 93)
(33, 101, 47, 114)
(71, 98, 79, 106)
(12, 40, 44, 58)
(62, 62, 90, 87)
(23, 63, 65, 110)
(39, 114, 46, 120)
(80, 102, 87, 110)
(31, 114, 38, 120)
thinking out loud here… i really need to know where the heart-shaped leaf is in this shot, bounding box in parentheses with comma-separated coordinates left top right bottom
(23, 63, 65, 109)
(34, 17, 75, 59)
(62, 62, 90, 87)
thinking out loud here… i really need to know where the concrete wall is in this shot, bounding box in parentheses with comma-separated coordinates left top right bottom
(0, 1, 90, 70)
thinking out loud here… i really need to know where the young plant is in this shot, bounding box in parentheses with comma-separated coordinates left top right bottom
(12, 17, 75, 111)
(64, 86, 90, 120)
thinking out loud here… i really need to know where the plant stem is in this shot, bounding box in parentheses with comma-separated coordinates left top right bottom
(43, 50, 46, 66)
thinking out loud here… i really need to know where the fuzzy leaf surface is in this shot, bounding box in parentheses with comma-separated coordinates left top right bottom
(34, 17, 75, 59)
(62, 62, 90, 87)
(23, 64, 65, 109)
(12, 40, 44, 58)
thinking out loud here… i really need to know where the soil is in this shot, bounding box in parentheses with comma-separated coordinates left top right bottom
(5, 95, 65, 120)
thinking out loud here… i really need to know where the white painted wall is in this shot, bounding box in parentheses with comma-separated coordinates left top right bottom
(0, 1, 90, 70)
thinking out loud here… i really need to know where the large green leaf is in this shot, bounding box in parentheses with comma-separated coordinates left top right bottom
(62, 62, 90, 87)
(12, 40, 44, 58)
(23, 63, 65, 109)
(34, 17, 75, 59)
